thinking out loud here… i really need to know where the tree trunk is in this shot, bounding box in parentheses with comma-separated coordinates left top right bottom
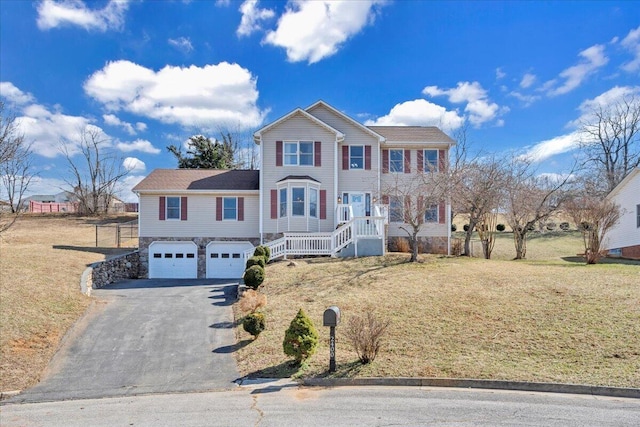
(513, 230, 527, 259)
(463, 220, 476, 256)
(410, 234, 419, 262)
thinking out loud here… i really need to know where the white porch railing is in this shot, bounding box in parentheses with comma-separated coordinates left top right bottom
(373, 204, 389, 224)
(335, 204, 353, 227)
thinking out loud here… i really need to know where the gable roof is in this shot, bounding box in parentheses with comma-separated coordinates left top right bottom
(607, 167, 640, 199)
(368, 126, 455, 144)
(306, 100, 385, 142)
(253, 108, 344, 144)
(132, 169, 260, 192)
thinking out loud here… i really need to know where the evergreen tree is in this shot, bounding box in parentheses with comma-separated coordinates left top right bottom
(283, 308, 319, 364)
(167, 135, 235, 169)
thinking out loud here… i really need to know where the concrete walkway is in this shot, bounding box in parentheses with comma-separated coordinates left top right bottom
(8, 279, 241, 403)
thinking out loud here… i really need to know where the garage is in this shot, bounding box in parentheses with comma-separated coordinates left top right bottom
(148, 241, 198, 279)
(206, 241, 254, 279)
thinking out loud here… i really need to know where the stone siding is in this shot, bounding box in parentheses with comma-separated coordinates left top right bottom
(83, 251, 141, 293)
(387, 236, 448, 255)
(621, 244, 640, 260)
(138, 236, 261, 278)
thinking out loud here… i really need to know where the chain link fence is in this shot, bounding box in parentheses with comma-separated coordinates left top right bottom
(95, 219, 138, 248)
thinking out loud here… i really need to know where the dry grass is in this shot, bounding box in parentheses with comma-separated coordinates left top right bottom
(0, 214, 135, 391)
(234, 233, 640, 387)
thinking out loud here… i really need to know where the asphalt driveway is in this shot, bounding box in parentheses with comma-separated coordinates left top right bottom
(9, 279, 241, 403)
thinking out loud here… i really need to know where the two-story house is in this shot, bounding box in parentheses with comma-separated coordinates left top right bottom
(133, 101, 455, 279)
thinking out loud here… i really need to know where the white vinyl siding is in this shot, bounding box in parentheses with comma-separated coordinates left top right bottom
(139, 193, 259, 238)
(603, 170, 640, 251)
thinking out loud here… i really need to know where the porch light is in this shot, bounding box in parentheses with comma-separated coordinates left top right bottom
(337, 196, 342, 203)
(373, 197, 377, 204)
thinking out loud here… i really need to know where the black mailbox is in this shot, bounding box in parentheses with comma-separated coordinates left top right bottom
(323, 306, 341, 327)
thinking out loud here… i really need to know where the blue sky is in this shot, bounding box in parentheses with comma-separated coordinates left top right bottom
(1, 0, 639, 202)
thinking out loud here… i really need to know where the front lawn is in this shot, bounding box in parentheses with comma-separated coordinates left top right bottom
(234, 232, 640, 387)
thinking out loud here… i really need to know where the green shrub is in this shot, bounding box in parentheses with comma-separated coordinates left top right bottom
(253, 245, 271, 263)
(546, 222, 557, 231)
(243, 312, 265, 338)
(463, 224, 470, 232)
(283, 308, 319, 364)
(496, 223, 505, 232)
(244, 265, 265, 290)
(451, 224, 457, 232)
(559, 222, 570, 231)
(246, 256, 266, 269)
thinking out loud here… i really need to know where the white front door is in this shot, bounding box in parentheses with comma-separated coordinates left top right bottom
(350, 193, 366, 217)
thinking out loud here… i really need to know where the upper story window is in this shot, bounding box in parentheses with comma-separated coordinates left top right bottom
(390, 149, 404, 173)
(423, 149, 438, 172)
(285, 141, 314, 166)
(350, 146, 364, 169)
(424, 204, 438, 222)
(166, 197, 181, 220)
(223, 197, 237, 220)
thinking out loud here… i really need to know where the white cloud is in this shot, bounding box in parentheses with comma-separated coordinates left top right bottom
(423, 81, 505, 126)
(263, 0, 388, 64)
(0, 82, 35, 105)
(495, 68, 506, 80)
(23, 176, 68, 198)
(577, 85, 640, 114)
(103, 113, 136, 135)
(364, 99, 464, 132)
(168, 36, 194, 53)
(135, 122, 147, 132)
(84, 60, 267, 130)
(520, 131, 582, 163)
(509, 91, 541, 107)
(116, 173, 145, 202)
(215, 0, 231, 6)
(36, 0, 130, 32)
(122, 156, 146, 173)
(544, 44, 608, 96)
(620, 25, 640, 73)
(116, 138, 161, 154)
(520, 73, 536, 89)
(237, 0, 275, 37)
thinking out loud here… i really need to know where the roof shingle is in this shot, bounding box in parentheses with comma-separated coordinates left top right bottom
(367, 126, 455, 143)
(132, 169, 260, 192)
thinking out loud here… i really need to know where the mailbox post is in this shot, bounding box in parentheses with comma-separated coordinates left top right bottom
(323, 306, 341, 372)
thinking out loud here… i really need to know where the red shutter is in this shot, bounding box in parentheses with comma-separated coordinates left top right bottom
(276, 141, 283, 167)
(365, 146, 372, 170)
(439, 202, 445, 224)
(382, 195, 389, 205)
(159, 196, 166, 220)
(319, 190, 327, 220)
(270, 190, 277, 219)
(382, 149, 389, 173)
(417, 196, 424, 224)
(315, 141, 321, 167)
(181, 197, 188, 221)
(216, 197, 222, 221)
(238, 197, 244, 221)
(404, 150, 411, 173)
(438, 149, 446, 172)
(417, 150, 424, 172)
(404, 196, 411, 222)
(342, 145, 349, 170)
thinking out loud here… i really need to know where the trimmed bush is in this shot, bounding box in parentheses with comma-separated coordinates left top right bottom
(253, 245, 270, 263)
(463, 224, 470, 232)
(243, 312, 265, 338)
(246, 256, 266, 269)
(546, 222, 557, 231)
(244, 265, 265, 290)
(559, 222, 570, 231)
(496, 223, 505, 232)
(283, 308, 319, 364)
(451, 224, 457, 232)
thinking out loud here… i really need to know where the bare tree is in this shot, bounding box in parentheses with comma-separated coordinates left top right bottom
(0, 102, 21, 165)
(451, 157, 505, 256)
(476, 210, 498, 259)
(61, 127, 128, 215)
(579, 94, 640, 195)
(503, 160, 571, 259)
(383, 166, 448, 262)
(216, 126, 259, 170)
(565, 195, 621, 264)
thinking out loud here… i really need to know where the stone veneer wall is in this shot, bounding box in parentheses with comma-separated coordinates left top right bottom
(87, 251, 141, 292)
(138, 236, 261, 278)
(621, 245, 640, 260)
(387, 236, 449, 255)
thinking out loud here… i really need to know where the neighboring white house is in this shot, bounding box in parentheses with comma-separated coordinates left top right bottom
(133, 100, 455, 279)
(604, 167, 640, 259)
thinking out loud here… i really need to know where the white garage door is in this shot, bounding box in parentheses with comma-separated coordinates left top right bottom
(206, 241, 254, 279)
(149, 241, 198, 279)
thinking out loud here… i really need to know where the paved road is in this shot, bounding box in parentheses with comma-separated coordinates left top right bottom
(7, 279, 240, 403)
(2, 384, 638, 426)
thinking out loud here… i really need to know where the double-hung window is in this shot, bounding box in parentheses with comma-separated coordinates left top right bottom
(349, 145, 364, 169)
(280, 188, 287, 218)
(423, 149, 438, 172)
(390, 149, 404, 173)
(223, 197, 237, 220)
(284, 141, 314, 166)
(424, 204, 438, 222)
(309, 188, 318, 218)
(292, 187, 305, 216)
(166, 197, 180, 220)
(389, 196, 403, 222)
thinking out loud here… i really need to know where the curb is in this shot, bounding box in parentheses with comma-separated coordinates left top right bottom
(0, 390, 21, 401)
(300, 377, 640, 399)
(80, 266, 93, 296)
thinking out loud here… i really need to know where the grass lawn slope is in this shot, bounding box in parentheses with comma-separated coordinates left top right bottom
(235, 232, 640, 388)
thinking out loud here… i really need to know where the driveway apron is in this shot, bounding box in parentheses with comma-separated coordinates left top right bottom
(10, 279, 240, 403)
